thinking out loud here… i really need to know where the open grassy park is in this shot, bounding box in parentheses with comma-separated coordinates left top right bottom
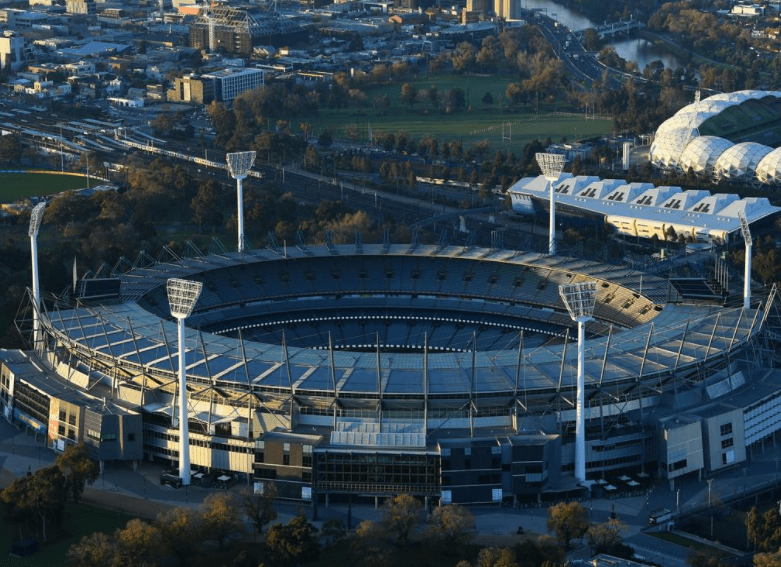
(0, 171, 88, 203)
(306, 74, 615, 153)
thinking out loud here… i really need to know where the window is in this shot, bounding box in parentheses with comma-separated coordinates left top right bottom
(58, 424, 65, 435)
(59, 410, 67, 421)
(721, 438, 733, 449)
(68, 414, 76, 426)
(128, 433, 135, 442)
(720, 423, 733, 436)
(67, 428, 76, 440)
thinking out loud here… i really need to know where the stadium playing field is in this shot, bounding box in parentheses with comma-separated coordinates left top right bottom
(0, 171, 88, 202)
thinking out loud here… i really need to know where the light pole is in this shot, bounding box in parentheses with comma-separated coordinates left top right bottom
(226, 151, 257, 253)
(166, 278, 203, 486)
(536, 152, 565, 256)
(738, 211, 752, 310)
(707, 478, 714, 540)
(29, 202, 46, 350)
(559, 280, 597, 484)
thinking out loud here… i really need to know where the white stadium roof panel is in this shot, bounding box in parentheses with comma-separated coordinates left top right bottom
(714, 142, 772, 180)
(572, 179, 625, 199)
(604, 182, 654, 203)
(679, 136, 734, 174)
(660, 189, 711, 210)
(755, 147, 781, 184)
(686, 193, 739, 215)
(632, 186, 680, 207)
(650, 128, 698, 167)
(554, 175, 600, 195)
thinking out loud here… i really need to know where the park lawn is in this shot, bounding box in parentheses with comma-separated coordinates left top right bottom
(649, 530, 710, 551)
(0, 500, 135, 567)
(0, 172, 88, 203)
(292, 73, 614, 152)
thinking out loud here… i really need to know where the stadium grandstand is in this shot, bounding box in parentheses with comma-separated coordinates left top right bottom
(649, 90, 781, 185)
(508, 173, 780, 245)
(2, 242, 780, 504)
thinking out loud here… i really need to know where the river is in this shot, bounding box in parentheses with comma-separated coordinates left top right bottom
(520, 0, 691, 72)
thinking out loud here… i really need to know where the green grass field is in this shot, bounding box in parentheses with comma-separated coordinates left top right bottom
(0, 172, 88, 203)
(0, 500, 135, 567)
(303, 74, 615, 152)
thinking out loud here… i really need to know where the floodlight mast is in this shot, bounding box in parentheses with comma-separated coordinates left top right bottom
(738, 211, 752, 311)
(167, 278, 203, 486)
(559, 281, 597, 484)
(28, 202, 46, 350)
(226, 151, 257, 253)
(536, 153, 565, 256)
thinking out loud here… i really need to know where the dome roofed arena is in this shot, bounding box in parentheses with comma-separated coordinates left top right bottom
(3, 239, 778, 505)
(650, 90, 781, 184)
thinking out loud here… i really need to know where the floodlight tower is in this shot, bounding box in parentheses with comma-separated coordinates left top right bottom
(28, 202, 46, 349)
(536, 153, 565, 256)
(738, 211, 752, 310)
(167, 278, 203, 486)
(227, 151, 257, 253)
(559, 280, 597, 484)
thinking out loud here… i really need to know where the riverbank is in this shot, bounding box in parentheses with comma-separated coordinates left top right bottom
(637, 29, 738, 71)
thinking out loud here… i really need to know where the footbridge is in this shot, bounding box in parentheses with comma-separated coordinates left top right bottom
(576, 19, 644, 39)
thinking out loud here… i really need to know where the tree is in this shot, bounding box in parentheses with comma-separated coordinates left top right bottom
(190, 180, 224, 233)
(318, 130, 333, 149)
(321, 518, 346, 547)
(586, 518, 626, 554)
(448, 87, 466, 111)
(266, 515, 319, 565)
(482, 91, 494, 109)
(155, 507, 203, 567)
(747, 507, 781, 552)
(546, 501, 589, 549)
(426, 504, 475, 554)
(112, 518, 161, 567)
(56, 443, 99, 504)
(238, 482, 278, 539)
(66, 531, 114, 567)
(352, 520, 393, 567)
(381, 494, 423, 545)
(755, 549, 781, 567)
(401, 83, 418, 109)
(475, 547, 518, 567)
(200, 492, 243, 550)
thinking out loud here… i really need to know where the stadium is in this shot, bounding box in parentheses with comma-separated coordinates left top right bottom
(3, 237, 780, 505)
(649, 90, 781, 184)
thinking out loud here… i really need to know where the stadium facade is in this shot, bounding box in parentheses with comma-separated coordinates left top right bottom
(2, 244, 780, 504)
(649, 90, 781, 184)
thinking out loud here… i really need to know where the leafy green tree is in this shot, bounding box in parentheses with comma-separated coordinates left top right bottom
(56, 442, 99, 503)
(747, 507, 781, 552)
(112, 518, 161, 567)
(586, 518, 626, 554)
(200, 492, 243, 550)
(448, 87, 466, 111)
(426, 503, 475, 554)
(321, 518, 346, 547)
(381, 493, 423, 545)
(155, 507, 203, 567)
(266, 515, 319, 565)
(546, 501, 589, 549)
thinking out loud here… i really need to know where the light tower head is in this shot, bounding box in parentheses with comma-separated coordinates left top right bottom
(226, 151, 257, 180)
(167, 278, 203, 319)
(29, 202, 46, 237)
(738, 210, 752, 247)
(559, 281, 597, 322)
(535, 152, 566, 182)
